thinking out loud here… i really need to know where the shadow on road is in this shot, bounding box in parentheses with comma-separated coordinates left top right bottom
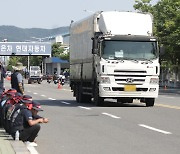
(35, 99, 146, 108)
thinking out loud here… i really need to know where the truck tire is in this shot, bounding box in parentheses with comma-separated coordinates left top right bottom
(28, 79, 32, 84)
(145, 98, 155, 107)
(75, 85, 87, 103)
(38, 79, 42, 84)
(84, 95, 92, 103)
(94, 85, 104, 106)
(75, 85, 80, 103)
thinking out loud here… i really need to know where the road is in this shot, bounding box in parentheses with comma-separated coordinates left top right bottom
(4, 79, 180, 154)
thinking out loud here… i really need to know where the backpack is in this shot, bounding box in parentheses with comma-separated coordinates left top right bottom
(10, 104, 26, 138)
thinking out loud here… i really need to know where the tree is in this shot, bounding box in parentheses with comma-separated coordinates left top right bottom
(8, 55, 42, 71)
(134, 0, 153, 13)
(134, 0, 180, 65)
(51, 43, 69, 61)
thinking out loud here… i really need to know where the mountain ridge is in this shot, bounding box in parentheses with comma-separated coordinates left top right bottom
(0, 25, 69, 42)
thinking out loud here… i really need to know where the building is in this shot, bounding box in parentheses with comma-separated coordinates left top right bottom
(44, 57, 69, 75)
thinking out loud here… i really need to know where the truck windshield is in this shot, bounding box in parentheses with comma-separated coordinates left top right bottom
(101, 41, 158, 60)
(31, 67, 40, 71)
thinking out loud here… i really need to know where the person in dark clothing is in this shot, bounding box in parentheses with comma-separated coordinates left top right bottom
(0, 61, 6, 94)
(10, 95, 32, 138)
(19, 100, 48, 146)
(11, 62, 25, 94)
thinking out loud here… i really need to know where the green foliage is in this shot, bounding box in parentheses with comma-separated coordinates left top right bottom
(134, 0, 153, 12)
(8, 56, 42, 71)
(52, 43, 69, 61)
(133, 0, 180, 66)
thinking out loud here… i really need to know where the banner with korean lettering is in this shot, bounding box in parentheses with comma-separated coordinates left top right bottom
(0, 42, 51, 55)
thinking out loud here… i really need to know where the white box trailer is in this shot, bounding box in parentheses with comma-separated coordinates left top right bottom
(69, 11, 160, 106)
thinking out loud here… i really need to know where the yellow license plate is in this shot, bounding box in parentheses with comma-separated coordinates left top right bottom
(124, 85, 136, 91)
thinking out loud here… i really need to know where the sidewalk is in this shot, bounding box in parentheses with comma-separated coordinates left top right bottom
(0, 127, 30, 154)
(159, 87, 180, 95)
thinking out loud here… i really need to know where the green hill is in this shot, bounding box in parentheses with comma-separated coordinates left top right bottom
(0, 25, 69, 42)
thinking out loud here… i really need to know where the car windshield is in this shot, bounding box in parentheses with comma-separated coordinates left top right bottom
(101, 40, 158, 60)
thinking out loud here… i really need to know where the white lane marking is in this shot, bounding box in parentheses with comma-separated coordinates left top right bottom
(78, 106, 92, 110)
(139, 124, 172, 135)
(61, 101, 70, 105)
(41, 94, 46, 97)
(0, 129, 5, 132)
(33, 92, 38, 95)
(102, 112, 121, 119)
(62, 89, 71, 92)
(27, 90, 31, 92)
(48, 98, 56, 100)
(27, 145, 39, 154)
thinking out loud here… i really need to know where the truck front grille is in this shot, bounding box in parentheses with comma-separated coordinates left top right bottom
(114, 69, 147, 85)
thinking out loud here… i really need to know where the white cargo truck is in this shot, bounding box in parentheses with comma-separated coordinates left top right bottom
(28, 66, 42, 84)
(69, 11, 160, 106)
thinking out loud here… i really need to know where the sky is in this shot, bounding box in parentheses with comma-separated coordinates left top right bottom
(0, 0, 159, 29)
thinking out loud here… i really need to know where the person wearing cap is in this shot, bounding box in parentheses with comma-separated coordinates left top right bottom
(19, 100, 48, 146)
(9, 95, 32, 138)
(0, 61, 6, 95)
(11, 62, 25, 94)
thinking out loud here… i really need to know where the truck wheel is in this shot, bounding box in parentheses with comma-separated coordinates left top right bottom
(145, 98, 155, 107)
(38, 79, 41, 84)
(94, 85, 104, 106)
(28, 79, 31, 84)
(75, 85, 80, 103)
(84, 95, 92, 103)
(75, 85, 85, 103)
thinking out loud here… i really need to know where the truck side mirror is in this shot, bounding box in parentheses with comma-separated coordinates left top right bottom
(159, 45, 165, 55)
(92, 37, 98, 54)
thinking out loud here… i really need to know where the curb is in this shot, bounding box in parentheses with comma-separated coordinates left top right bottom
(159, 88, 180, 95)
(10, 140, 30, 154)
(0, 128, 30, 154)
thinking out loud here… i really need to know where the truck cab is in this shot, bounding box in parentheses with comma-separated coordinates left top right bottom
(28, 66, 42, 84)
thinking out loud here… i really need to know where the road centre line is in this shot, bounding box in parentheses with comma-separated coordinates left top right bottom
(78, 106, 92, 110)
(139, 124, 172, 135)
(41, 94, 46, 97)
(102, 112, 121, 119)
(155, 104, 180, 110)
(61, 101, 71, 105)
(33, 92, 38, 95)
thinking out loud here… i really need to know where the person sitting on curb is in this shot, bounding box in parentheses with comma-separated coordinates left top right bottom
(19, 100, 48, 146)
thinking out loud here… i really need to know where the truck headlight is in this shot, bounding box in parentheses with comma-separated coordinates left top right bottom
(101, 77, 110, 84)
(150, 78, 159, 84)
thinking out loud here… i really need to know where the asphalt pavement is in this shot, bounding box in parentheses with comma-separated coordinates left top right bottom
(0, 83, 179, 154)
